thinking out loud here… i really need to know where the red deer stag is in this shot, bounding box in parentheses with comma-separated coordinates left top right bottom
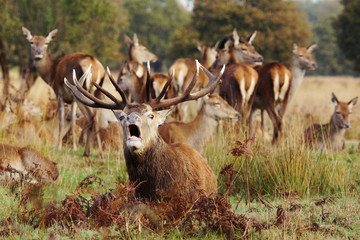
(65, 61, 224, 202)
(252, 44, 317, 142)
(158, 94, 240, 154)
(0, 144, 61, 184)
(22, 26, 105, 156)
(304, 93, 357, 151)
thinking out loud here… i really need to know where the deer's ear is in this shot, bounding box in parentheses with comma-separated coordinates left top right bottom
(246, 31, 257, 45)
(292, 43, 298, 54)
(348, 96, 358, 110)
(124, 34, 133, 46)
(45, 29, 58, 43)
(331, 92, 339, 107)
(307, 43, 317, 53)
(22, 26, 33, 42)
(156, 108, 174, 125)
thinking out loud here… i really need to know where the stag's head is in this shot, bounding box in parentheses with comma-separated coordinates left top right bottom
(22, 27, 58, 60)
(292, 43, 318, 70)
(331, 93, 358, 129)
(124, 33, 157, 63)
(232, 29, 264, 65)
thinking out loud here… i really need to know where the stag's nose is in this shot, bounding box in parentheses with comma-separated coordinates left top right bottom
(344, 122, 351, 129)
(127, 113, 141, 123)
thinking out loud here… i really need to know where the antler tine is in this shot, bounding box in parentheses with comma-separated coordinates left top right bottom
(188, 64, 225, 100)
(106, 67, 128, 104)
(149, 60, 224, 110)
(65, 67, 125, 109)
(154, 69, 174, 102)
(145, 61, 153, 102)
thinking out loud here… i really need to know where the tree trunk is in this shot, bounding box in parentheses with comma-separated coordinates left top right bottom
(0, 38, 9, 110)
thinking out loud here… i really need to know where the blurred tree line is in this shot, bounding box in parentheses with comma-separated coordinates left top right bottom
(297, 0, 355, 75)
(0, 0, 358, 80)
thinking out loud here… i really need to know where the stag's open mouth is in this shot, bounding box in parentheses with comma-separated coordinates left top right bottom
(34, 54, 43, 60)
(127, 124, 141, 140)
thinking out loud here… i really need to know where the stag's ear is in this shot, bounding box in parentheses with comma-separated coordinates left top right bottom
(156, 108, 174, 125)
(22, 27, 33, 42)
(348, 96, 358, 110)
(331, 92, 339, 107)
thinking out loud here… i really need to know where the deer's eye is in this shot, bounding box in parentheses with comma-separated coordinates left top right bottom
(241, 48, 247, 51)
(148, 114, 154, 119)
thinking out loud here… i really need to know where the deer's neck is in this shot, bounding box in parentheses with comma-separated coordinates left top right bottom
(329, 115, 346, 140)
(34, 54, 55, 85)
(289, 58, 306, 99)
(187, 106, 218, 152)
(201, 54, 215, 69)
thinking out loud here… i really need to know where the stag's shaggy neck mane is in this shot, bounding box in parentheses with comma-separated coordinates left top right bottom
(123, 136, 199, 200)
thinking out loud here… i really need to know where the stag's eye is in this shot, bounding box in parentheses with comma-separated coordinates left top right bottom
(148, 114, 154, 119)
(119, 115, 125, 121)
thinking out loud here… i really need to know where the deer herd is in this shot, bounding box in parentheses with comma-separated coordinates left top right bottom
(0, 26, 357, 202)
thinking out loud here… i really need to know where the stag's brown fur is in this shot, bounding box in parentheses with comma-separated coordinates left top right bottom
(121, 104, 217, 201)
(0, 144, 60, 183)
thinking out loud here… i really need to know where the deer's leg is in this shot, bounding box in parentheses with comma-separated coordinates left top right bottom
(71, 101, 78, 151)
(265, 105, 282, 143)
(57, 97, 64, 150)
(77, 102, 93, 157)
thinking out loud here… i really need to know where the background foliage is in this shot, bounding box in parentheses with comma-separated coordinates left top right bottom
(0, 0, 359, 74)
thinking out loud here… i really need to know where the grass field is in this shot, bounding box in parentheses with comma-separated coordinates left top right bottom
(0, 74, 359, 239)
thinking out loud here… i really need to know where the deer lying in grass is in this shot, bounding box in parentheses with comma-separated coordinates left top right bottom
(65, 61, 223, 202)
(252, 44, 317, 142)
(304, 93, 358, 151)
(0, 144, 61, 184)
(158, 94, 239, 154)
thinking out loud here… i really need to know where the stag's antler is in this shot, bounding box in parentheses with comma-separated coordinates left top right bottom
(65, 61, 225, 111)
(64, 66, 127, 109)
(145, 60, 225, 110)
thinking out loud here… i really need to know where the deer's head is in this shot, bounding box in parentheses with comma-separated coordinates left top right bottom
(293, 43, 318, 70)
(124, 33, 157, 63)
(232, 29, 264, 65)
(331, 93, 358, 129)
(22, 27, 58, 60)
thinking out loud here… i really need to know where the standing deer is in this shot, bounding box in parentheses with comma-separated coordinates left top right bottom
(214, 30, 263, 126)
(117, 34, 158, 102)
(169, 41, 219, 94)
(304, 93, 358, 151)
(0, 144, 61, 184)
(22, 26, 105, 156)
(168, 41, 219, 121)
(65, 61, 224, 201)
(252, 44, 317, 142)
(158, 94, 240, 154)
